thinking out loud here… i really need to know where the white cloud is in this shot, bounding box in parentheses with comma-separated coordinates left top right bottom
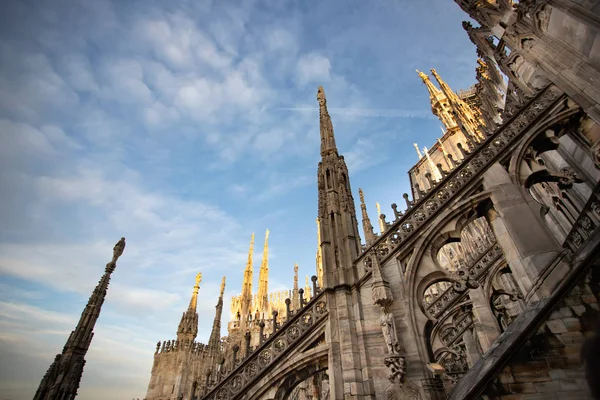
(296, 53, 332, 86)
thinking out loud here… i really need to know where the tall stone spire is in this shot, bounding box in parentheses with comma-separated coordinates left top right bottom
(241, 233, 254, 317)
(292, 263, 300, 310)
(315, 86, 363, 397)
(34, 237, 126, 400)
(315, 218, 324, 289)
(256, 229, 270, 314)
(316, 85, 361, 287)
(359, 188, 377, 245)
(208, 277, 226, 352)
(317, 86, 337, 156)
(177, 273, 201, 345)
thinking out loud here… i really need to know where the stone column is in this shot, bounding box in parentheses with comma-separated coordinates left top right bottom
(469, 286, 500, 353)
(462, 329, 481, 368)
(482, 163, 568, 301)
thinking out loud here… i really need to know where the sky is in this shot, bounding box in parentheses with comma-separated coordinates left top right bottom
(0, 0, 479, 399)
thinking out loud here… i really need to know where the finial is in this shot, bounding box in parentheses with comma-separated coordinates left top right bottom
(376, 202, 386, 233)
(220, 276, 226, 296)
(294, 263, 299, 273)
(195, 272, 202, 286)
(416, 69, 428, 81)
(413, 143, 423, 159)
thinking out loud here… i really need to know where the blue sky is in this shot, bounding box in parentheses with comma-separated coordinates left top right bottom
(0, 0, 478, 398)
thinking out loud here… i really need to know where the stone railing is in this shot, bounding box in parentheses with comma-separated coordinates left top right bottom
(564, 183, 600, 253)
(200, 288, 328, 400)
(357, 85, 562, 275)
(426, 242, 503, 319)
(442, 313, 474, 347)
(154, 340, 207, 355)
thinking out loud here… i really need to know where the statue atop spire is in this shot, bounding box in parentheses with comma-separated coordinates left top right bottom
(376, 202, 386, 234)
(220, 276, 226, 296)
(34, 237, 126, 400)
(186, 272, 202, 312)
(317, 86, 337, 156)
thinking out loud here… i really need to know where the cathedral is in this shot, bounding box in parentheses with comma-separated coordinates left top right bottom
(34, 1, 600, 400)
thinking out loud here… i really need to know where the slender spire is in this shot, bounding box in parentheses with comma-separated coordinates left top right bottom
(315, 219, 324, 289)
(34, 237, 126, 400)
(241, 233, 254, 301)
(376, 202, 386, 234)
(257, 229, 270, 314)
(208, 277, 226, 352)
(316, 84, 361, 289)
(177, 273, 201, 343)
(240, 233, 254, 329)
(359, 188, 377, 245)
(430, 68, 458, 102)
(437, 138, 453, 169)
(424, 146, 443, 181)
(292, 263, 300, 310)
(317, 86, 337, 156)
(305, 275, 312, 299)
(413, 143, 423, 160)
(293, 263, 299, 290)
(417, 69, 443, 100)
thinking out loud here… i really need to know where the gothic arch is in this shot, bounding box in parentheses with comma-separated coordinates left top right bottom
(402, 191, 494, 369)
(508, 105, 582, 191)
(273, 361, 328, 400)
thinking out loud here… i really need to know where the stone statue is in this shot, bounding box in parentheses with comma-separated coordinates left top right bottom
(380, 306, 401, 355)
(113, 237, 126, 260)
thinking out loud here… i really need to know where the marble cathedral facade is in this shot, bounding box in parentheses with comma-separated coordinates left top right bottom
(142, 1, 600, 399)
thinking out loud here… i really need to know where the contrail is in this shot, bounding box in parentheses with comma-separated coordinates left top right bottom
(275, 107, 434, 119)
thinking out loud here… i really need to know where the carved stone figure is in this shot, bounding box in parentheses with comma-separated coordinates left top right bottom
(384, 354, 406, 383)
(380, 307, 401, 355)
(113, 237, 126, 260)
